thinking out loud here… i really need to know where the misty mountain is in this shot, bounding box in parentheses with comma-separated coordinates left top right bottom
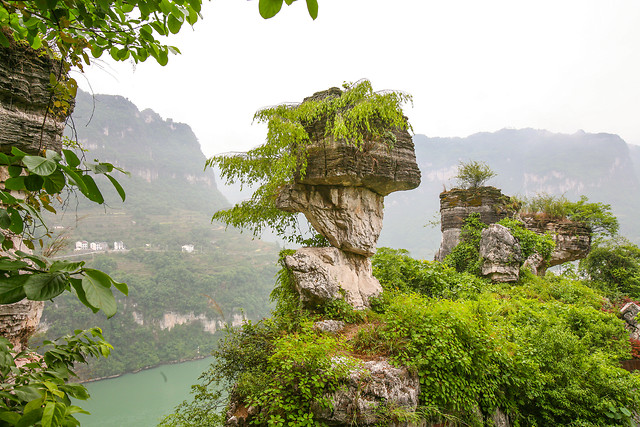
(379, 129, 640, 259)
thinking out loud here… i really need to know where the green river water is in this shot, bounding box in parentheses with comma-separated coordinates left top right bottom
(74, 357, 213, 426)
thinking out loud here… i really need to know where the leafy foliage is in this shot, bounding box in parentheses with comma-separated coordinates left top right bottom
(0, 328, 110, 427)
(521, 194, 619, 237)
(497, 217, 555, 260)
(259, 0, 319, 20)
(207, 80, 412, 244)
(454, 160, 497, 189)
(0, 147, 127, 316)
(580, 237, 640, 298)
(444, 213, 487, 275)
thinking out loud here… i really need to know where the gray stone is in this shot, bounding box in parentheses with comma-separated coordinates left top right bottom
(489, 408, 511, 427)
(276, 184, 384, 256)
(479, 224, 523, 282)
(621, 302, 640, 341)
(313, 359, 420, 426)
(522, 216, 591, 275)
(284, 247, 381, 310)
(314, 320, 346, 334)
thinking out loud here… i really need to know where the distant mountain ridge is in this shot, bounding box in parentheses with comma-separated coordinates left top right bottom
(379, 128, 640, 258)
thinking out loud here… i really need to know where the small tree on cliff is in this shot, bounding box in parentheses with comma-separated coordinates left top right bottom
(454, 160, 497, 189)
(207, 80, 413, 244)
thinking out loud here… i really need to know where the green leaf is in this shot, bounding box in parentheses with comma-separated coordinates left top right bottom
(0, 153, 10, 165)
(24, 174, 44, 191)
(70, 279, 98, 313)
(23, 272, 68, 301)
(0, 411, 20, 424)
(8, 165, 22, 178)
(13, 386, 41, 403)
(259, 0, 284, 19)
(106, 174, 126, 201)
(10, 147, 27, 159)
(168, 14, 183, 34)
(44, 150, 62, 162)
(0, 209, 9, 228)
(41, 401, 55, 427)
(82, 275, 117, 318)
(22, 156, 57, 176)
(16, 408, 43, 427)
(187, 0, 201, 13)
(0, 32, 9, 48)
(0, 275, 28, 304)
(306, 0, 318, 19)
(84, 162, 113, 174)
(50, 260, 84, 273)
(0, 258, 28, 270)
(43, 170, 66, 194)
(80, 175, 104, 204)
(4, 177, 25, 191)
(59, 165, 88, 194)
(9, 210, 23, 234)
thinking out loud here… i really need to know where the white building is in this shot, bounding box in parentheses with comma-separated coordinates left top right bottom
(114, 241, 126, 251)
(75, 241, 88, 251)
(181, 244, 195, 253)
(90, 242, 109, 251)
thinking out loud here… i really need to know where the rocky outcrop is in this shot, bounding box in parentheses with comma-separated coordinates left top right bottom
(313, 359, 421, 426)
(521, 216, 591, 275)
(0, 41, 71, 349)
(0, 39, 68, 155)
(621, 302, 640, 341)
(0, 300, 44, 352)
(435, 187, 516, 261)
(479, 224, 523, 282)
(284, 247, 381, 310)
(279, 87, 421, 309)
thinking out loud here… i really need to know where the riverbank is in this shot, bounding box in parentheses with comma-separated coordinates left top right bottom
(79, 354, 209, 383)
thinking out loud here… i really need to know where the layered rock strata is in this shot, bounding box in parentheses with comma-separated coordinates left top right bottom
(277, 87, 421, 309)
(521, 216, 591, 275)
(0, 41, 69, 349)
(0, 38, 68, 155)
(435, 187, 516, 261)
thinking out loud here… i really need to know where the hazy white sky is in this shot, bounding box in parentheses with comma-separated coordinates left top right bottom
(78, 0, 640, 156)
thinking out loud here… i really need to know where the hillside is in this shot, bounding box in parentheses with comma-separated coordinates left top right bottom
(35, 91, 279, 379)
(380, 129, 640, 258)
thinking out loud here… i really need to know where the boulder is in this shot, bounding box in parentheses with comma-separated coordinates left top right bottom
(479, 224, 523, 282)
(313, 358, 421, 426)
(276, 184, 384, 256)
(284, 247, 381, 310)
(621, 302, 640, 341)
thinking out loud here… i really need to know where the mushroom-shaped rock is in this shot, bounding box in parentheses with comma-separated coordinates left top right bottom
(480, 224, 523, 282)
(283, 247, 381, 310)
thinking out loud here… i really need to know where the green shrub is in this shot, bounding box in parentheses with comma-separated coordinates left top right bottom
(497, 217, 555, 261)
(444, 213, 487, 275)
(454, 160, 497, 189)
(580, 237, 640, 299)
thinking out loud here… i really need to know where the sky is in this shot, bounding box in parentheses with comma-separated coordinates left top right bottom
(77, 0, 640, 157)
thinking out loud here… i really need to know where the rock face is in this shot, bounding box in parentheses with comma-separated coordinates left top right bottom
(0, 300, 44, 352)
(278, 87, 421, 309)
(479, 224, 523, 282)
(284, 247, 381, 310)
(277, 184, 384, 256)
(522, 216, 591, 275)
(435, 187, 516, 261)
(0, 41, 69, 349)
(621, 302, 640, 341)
(313, 359, 421, 426)
(0, 40, 68, 155)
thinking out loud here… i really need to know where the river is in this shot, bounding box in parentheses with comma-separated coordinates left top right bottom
(74, 357, 214, 426)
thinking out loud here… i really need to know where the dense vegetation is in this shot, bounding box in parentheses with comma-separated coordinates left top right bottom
(165, 244, 640, 426)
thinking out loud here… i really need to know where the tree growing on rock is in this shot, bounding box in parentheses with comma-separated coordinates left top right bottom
(454, 160, 497, 189)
